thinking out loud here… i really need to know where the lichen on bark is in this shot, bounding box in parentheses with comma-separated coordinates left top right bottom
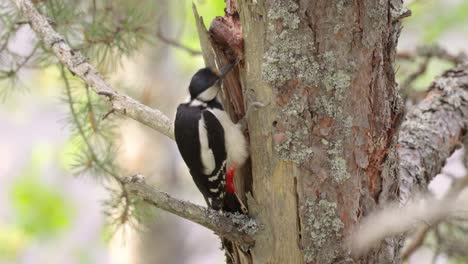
(303, 199, 345, 263)
(261, 0, 319, 87)
(262, 0, 319, 166)
(312, 50, 355, 183)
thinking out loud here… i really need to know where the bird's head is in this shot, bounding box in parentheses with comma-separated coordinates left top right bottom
(189, 60, 238, 102)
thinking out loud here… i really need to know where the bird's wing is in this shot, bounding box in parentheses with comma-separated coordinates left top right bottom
(174, 104, 202, 174)
(200, 110, 228, 210)
(202, 110, 227, 174)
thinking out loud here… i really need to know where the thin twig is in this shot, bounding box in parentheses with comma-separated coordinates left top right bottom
(156, 26, 202, 56)
(61, 64, 131, 225)
(0, 32, 12, 54)
(91, 0, 96, 21)
(398, 45, 468, 95)
(0, 21, 29, 54)
(13, 43, 39, 72)
(400, 176, 468, 260)
(102, 108, 115, 120)
(398, 45, 467, 65)
(401, 224, 433, 260)
(431, 227, 442, 264)
(400, 56, 430, 94)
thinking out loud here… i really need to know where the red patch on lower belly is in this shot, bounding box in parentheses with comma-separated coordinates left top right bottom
(226, 166, 236, 193)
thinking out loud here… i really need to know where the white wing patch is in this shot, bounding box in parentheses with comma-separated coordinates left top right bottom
(198, 116, 216, 175)
(208, 160, 226, 182)
(208, 108, 248, 167)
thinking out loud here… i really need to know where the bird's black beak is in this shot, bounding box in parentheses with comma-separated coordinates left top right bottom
(217, 58, 240, 79)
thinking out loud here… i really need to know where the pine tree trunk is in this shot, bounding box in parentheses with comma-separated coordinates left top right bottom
(231, 0, 403, 263)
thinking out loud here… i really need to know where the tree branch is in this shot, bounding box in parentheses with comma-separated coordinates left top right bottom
(123, 174, 257, 246)
(380, 63, 468, 205)
(397, 64, 468, 203)
(400, 175, 468, 260)
(351, 175, 468, 256)
(13, 0, 174, 140)
(397, 45, 467, 65)
(397, 46, 468, 95)
(156, 28, 202, 56)
(399, 56, 430, 94)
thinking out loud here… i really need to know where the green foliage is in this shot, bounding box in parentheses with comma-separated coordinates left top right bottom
(79, 1, 156, 72)
(0, 1, 34, 97)
(101, 187, 157, 238)
(60, 67, 119, 179)
(396, 56, 453, 93)
(34, 0, 161, 232)
(10, 147, 73, 238)
(396, 1, 468, 96)
(1, 0, 157, 92)
(411, 59, 452, 90)
(167, 0, 225, 72)
(422, 2, 468, 43)
(74, 247, 93, 264)
(0, 225, 28, 260)
(405, 0, 468, 44)
(174, 0, 225, 51)
(450, 257, 468, 264)
(11, 177, 72, 237)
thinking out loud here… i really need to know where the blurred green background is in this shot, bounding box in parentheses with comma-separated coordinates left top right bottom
(0, 0, 467, 263)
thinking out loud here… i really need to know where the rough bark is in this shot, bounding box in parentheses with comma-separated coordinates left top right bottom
(237, 0, 404, 263)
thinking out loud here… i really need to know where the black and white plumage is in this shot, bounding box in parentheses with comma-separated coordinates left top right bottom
(174, 62, 248, 213)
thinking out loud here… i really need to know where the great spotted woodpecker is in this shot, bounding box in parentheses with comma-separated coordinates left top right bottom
(174, 61, 247, 213)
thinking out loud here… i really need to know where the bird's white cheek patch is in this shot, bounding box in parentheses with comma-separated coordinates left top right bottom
(197, 86, 219, 102)
(198, 117, 216, 175)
